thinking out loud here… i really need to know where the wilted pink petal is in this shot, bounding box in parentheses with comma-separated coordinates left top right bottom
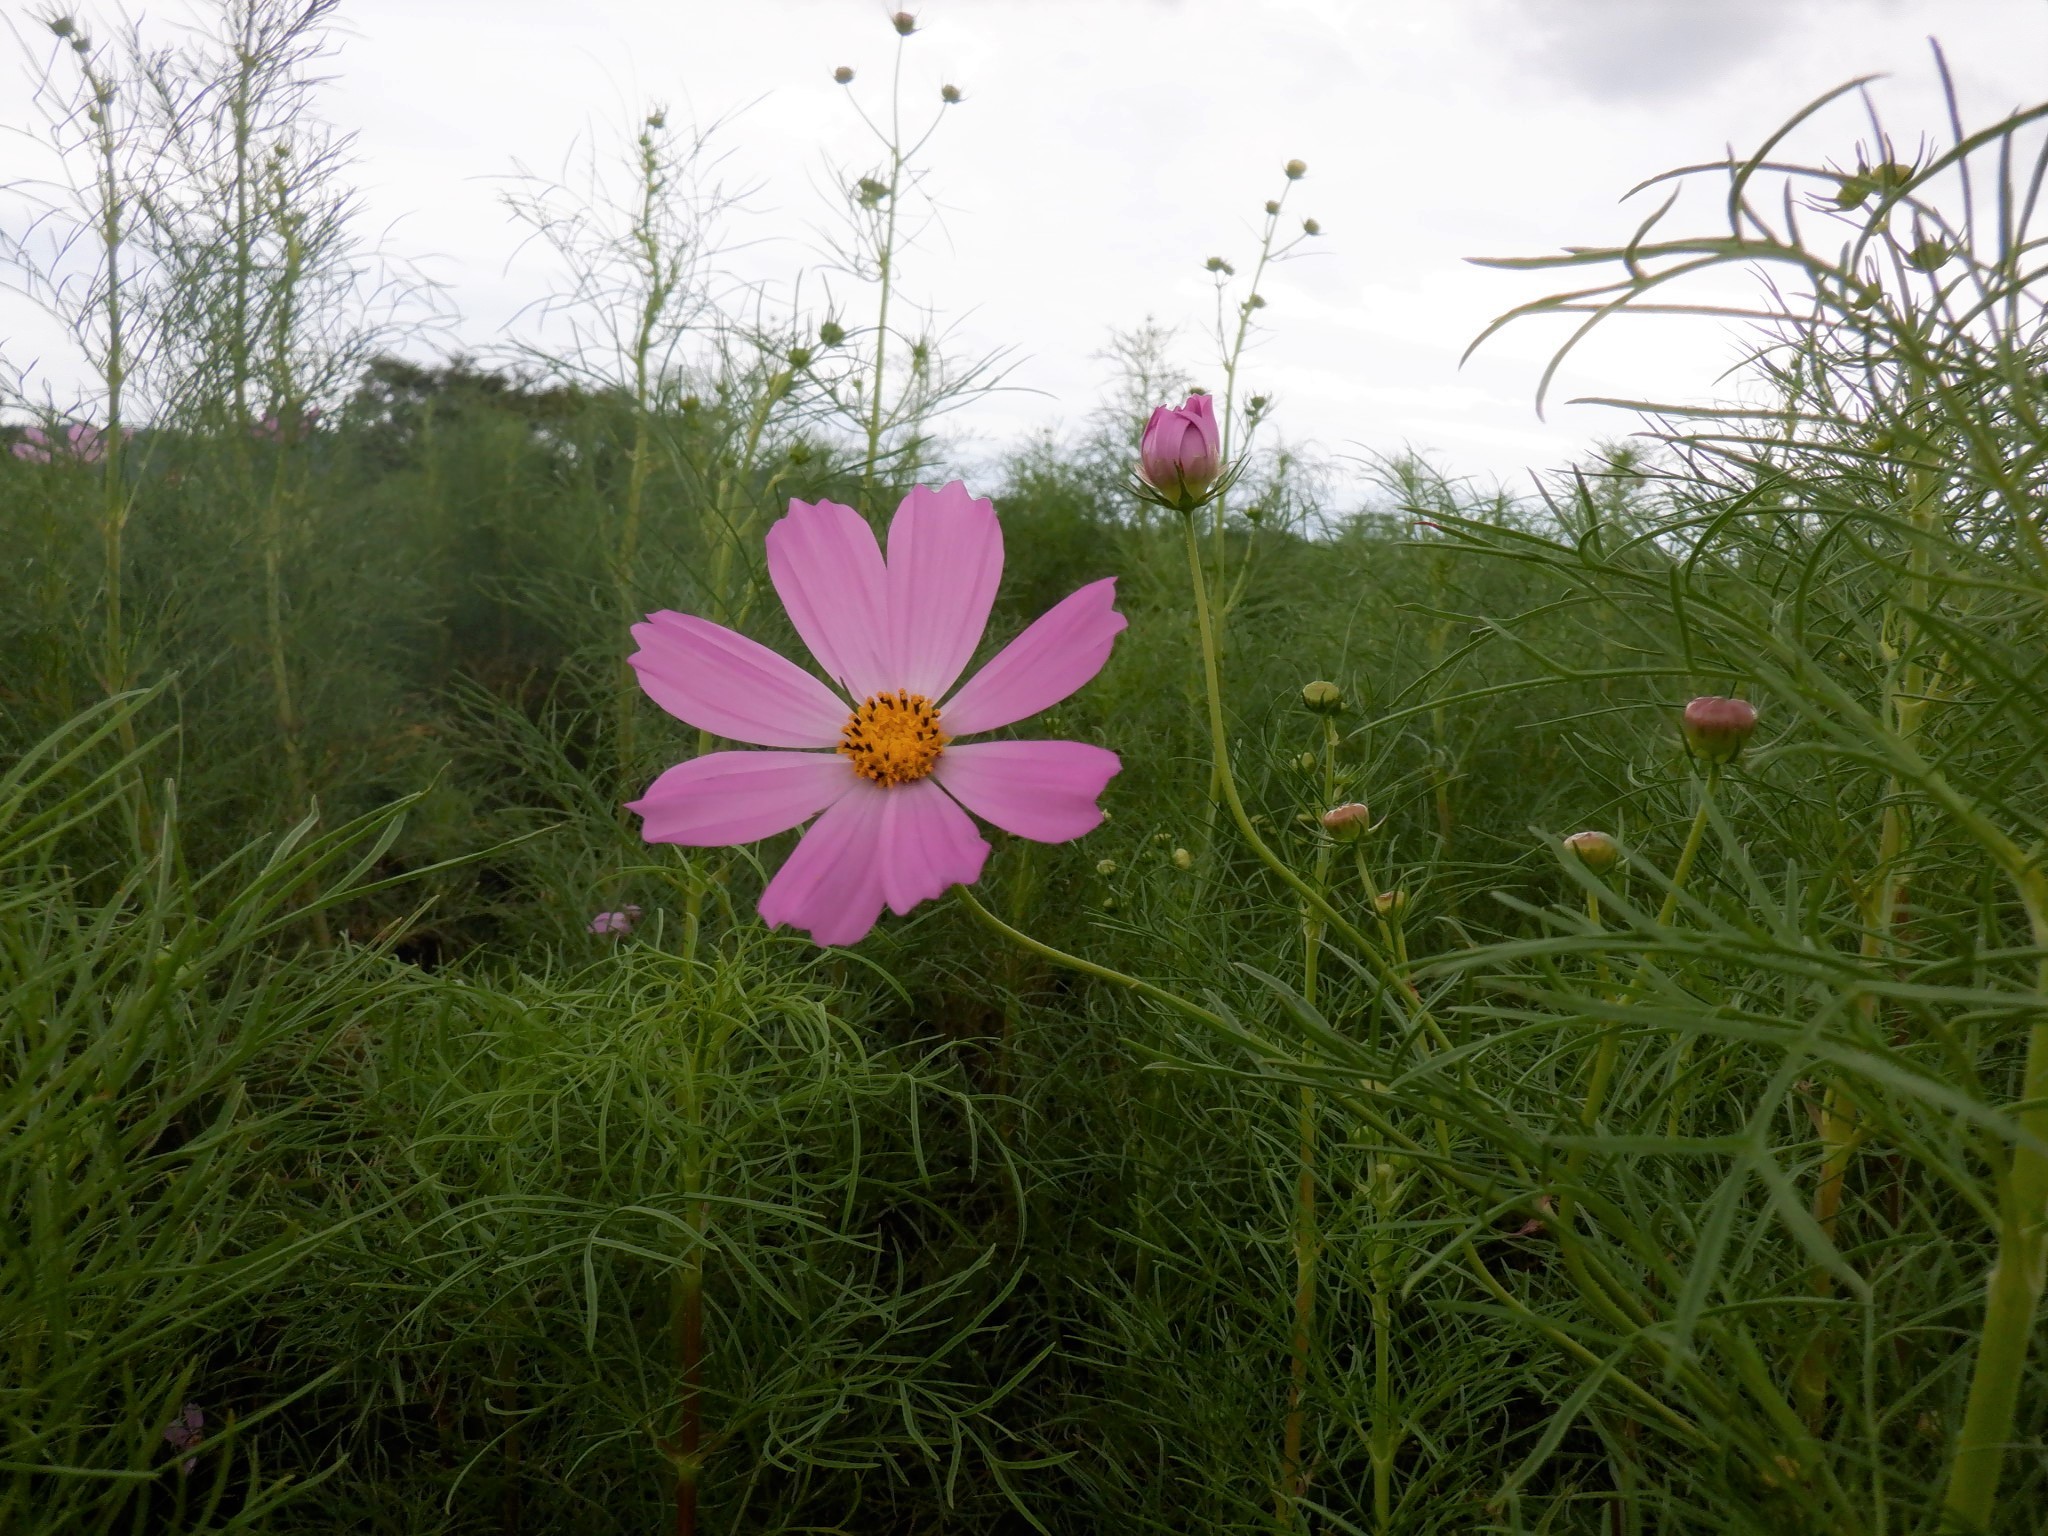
(630, 610, 849, 747)
(885, 481, 1002, 700)
(757, 785, 890, 946)
(876, 778, 989, 915)
(628, 749, 853, 845)
(940, 578, 1126, 736)
(933, 740, 1119, 842)
(766, 497, 892, 699)
(163, 1402, 204, 1449)
(588, 907, 642, 935)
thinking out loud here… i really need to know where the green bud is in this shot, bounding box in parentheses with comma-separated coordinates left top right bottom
(1300, 679, 1343, 714)
(1284, 158, 1307, 180)
(1907, 239, 1950, 272)
(1562, 829, 1619, 874)
(1171, 847, 1192, 870)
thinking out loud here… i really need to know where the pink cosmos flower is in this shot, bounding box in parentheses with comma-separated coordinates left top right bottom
(627, 482, 1124, 946)
(1138, 393, 1222, 507)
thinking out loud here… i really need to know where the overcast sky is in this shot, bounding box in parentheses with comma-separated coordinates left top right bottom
(6, 0, 2047, 498)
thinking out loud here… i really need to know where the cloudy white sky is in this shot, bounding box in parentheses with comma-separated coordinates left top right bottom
(6, 0, 2047, 497)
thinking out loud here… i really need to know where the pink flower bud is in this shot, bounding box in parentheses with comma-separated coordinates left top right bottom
(1138, 393, 1221, 510)
(1319, 802, 1371, 841)
(1681, 696, 1758, 765)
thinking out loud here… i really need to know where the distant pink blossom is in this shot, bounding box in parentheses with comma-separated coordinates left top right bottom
(251, 407, 322, 443)
(11, 422, 130, 464)
(163, 1402, 203, 1475)
(588, 904, 643, 936)
(627, 482, 1124, 946)
(1138, 393, 1222, 508)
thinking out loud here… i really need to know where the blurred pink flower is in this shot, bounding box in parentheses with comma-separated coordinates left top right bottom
(163, 1401, 203, 1475)
(11, 422, 130, 464)
(251, 407, 322, 443)
(627, 482, 1124, 946)
(588, 904, 643, 936)
(1138, 393, 1222, 509)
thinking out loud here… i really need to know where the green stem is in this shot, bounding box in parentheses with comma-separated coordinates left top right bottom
(954, 885, 1229, 1034)
(1660, 773, 1718, 1139)
(1179, 515, 1417, 1008)
(859, 40, 908, 510)
(1942, 874, 2048, 1529)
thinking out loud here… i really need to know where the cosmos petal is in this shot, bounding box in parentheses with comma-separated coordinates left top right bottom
(933, 740, 1120, 843)
(939, 578, 1126, 736)
(629, 610, 848, 747)
(766, 498, 893, 699)
(756, 782, 890, 946)
(877, 778, 990, 915)
(627, 750, 854, 846)
(885, 481, 1004, 700)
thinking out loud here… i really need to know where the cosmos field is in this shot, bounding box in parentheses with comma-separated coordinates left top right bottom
(6, 4, 2048, 1532)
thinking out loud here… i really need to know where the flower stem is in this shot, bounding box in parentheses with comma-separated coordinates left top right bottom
(1942, 871, 2048, 1530)
(953, 885, 1229, 1034)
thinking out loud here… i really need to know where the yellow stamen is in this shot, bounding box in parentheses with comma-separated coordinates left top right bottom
(838, 690, 947, 786)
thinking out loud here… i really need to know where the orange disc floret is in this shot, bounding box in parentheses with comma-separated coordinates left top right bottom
(838, 691, 947, 786)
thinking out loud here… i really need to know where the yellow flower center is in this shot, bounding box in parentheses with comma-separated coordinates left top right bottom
(838, 691, 947, 786)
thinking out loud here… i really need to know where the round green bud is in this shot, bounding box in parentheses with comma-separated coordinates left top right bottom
(1284, 158, 1307, 180)
(1562, 829, 1619, 874)
(1907, 240, 1950, 272)
(1300, 679, 1343, 714)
